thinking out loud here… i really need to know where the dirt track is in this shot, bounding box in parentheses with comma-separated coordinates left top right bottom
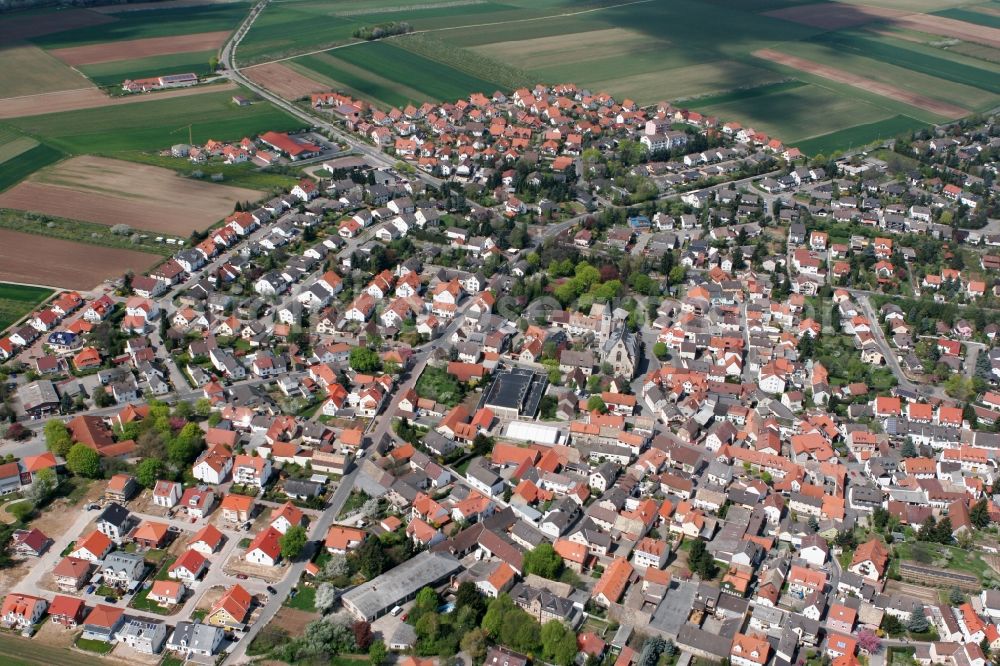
(0, 81, 236, 119)
(0, 229, 160, 290)
(764, 2, 907, 29)
(753, 48, 969, 118)
(0, 155, 264, 235)
(243, 62, 332, 100)
(51, 30, 231, 65)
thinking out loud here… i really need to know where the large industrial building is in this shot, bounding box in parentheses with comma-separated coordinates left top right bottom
(341, 551, 462, 621)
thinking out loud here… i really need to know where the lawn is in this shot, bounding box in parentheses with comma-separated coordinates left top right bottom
(129, 586, 172, 614)
(5, 89, 304, 156)
(0, 282, 54, 332)
(894, 540, 990, 580)
(74, 637, 114, 655)
(78, 50, 219, 89)
(31, 3, 251, 49)
(415, 365, 466, 407)
(283, 585, 316, 611)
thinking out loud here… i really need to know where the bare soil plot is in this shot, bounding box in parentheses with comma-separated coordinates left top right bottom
(51, 30, 231, 66)
(893, 12, 1000, 48)
(0, 8, 114, 42)
(244, 61, 333, 99)
(0, 80, 237, 119)
(764, 2, 909, 29)
(0, 229, 161, 290)
(272, 606, 319, 635)
(0, 156, 263, 235)
(884, 579, 942, 604)
(0, 43, 94, 99)
(753, 48, 969, 117)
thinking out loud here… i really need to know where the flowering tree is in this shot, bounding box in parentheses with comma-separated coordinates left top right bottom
(857, 629, 882, 654)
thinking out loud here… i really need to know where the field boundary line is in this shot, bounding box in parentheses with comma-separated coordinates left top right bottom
(244, 0, 655, 67)
(0, 87, 101, 102)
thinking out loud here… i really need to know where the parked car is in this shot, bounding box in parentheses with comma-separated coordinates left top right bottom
(236, 574, 248, 580)
(266, 586, 277, 595)
(85, 585, 95, 594)
(104, 596, 116, 603)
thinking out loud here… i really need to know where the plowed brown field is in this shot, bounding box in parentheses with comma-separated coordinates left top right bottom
(0, 229, 160, 289)
(51, 30, 231, 65)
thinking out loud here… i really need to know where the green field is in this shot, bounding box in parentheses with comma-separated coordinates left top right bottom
(0, 142, 66, 192)
(78, 50, 218, 88)
(5, 89, 304, 156)
(0, 634, 106, 666)
(31, 3, 251, 48)
(810, 31, 1000, 94)
(796, 114, 929, 155)
(695, 83, 898, 144)
(933, 7, 1000, 28)
(296, 40, 503, 106)
(0, 282, 55, 332)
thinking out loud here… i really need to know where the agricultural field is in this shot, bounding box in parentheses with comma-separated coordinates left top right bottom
(0, 156, 265, 236)
(0, 283, 54, 333)
(29, 3, 250, 49)
(0, 229, 161, 290)
(0, 44, 92, 99)
(77, 50, 219, 88)
(0, 128, 67, 193)
(2, 3, 249, 97)
(232, 0, 1000, 154)
(4, 88, 303, 156)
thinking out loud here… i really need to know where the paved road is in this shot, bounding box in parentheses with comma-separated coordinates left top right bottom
(219, 0, 442, 188)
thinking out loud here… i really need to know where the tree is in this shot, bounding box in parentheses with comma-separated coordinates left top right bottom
(167, 422, 204, 466)
(523, 543, 564, 579)
(455, 581, 486, 618)
(194, 398, 213, 418)
(315, 583, 338, 612)
(907, 606, 929, 634)
(369, 639, 387, 666)
(881, 613, 904, 636)
(66, 443, 101, 478)
(917, 516, 937, 541)
(135, 458, 164, 488)
(541, 620, 579, 666)
(856, 629, 882, 654)
(900, 439, 917, 458)
(587, 395, 606, 413)
(934, 516, 953, 544)
(949, 587, 965, 606)
(279, 525, 308, 560)
(460, 628, 488, 662)
(653, 342, 668, 360)
(349, 347, 381, 373)
(971, 498, 990, 529)
(481, 594, 515, 637)
(44, 419, 72, 457)
(92, 386, 113, 408)
(352, 620, 373, 650)
(29, 467, 57, 503)
(4, 423, 28, 441)
(355, 537, 388, 579)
